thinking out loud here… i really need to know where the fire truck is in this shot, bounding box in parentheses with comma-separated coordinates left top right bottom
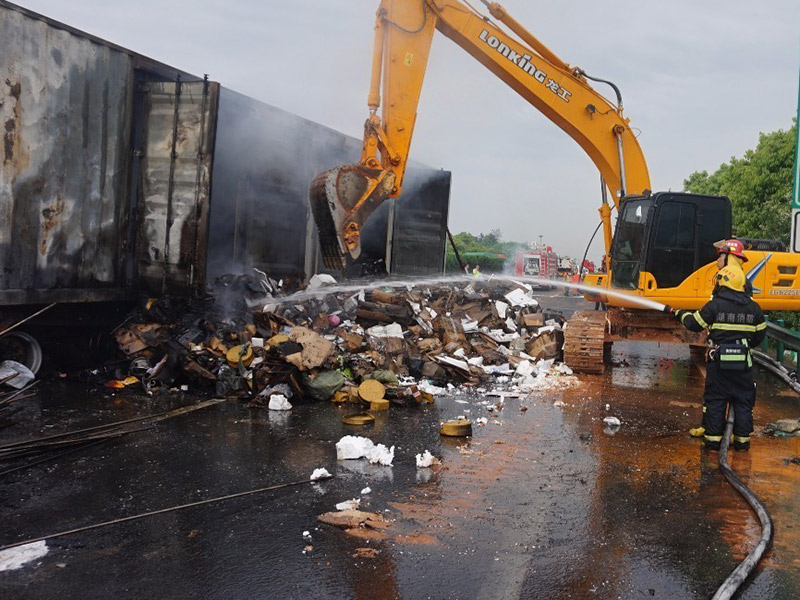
(515, 245, 559, 280)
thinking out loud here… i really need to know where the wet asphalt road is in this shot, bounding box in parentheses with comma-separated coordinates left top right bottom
(2, 295, 800, 599)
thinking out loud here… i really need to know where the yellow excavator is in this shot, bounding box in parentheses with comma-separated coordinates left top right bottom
(309, 0, 800, 373)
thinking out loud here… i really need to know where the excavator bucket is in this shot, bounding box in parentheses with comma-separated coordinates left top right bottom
(309, 164, 396, 270)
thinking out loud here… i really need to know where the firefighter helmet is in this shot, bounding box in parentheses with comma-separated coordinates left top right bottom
(715, 265, 746, 292)
(713, 239, 748, 262)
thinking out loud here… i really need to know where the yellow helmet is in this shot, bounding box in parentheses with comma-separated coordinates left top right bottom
(715, 265, 746, 292)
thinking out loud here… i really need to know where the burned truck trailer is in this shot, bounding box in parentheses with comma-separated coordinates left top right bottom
(0, 0, 452, 311)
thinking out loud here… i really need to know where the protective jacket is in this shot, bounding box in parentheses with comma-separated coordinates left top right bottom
(676, 287, 766, 448)
(677, 286, 766, 348)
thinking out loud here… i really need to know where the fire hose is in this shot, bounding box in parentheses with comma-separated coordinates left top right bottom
(710, 410, 774, 600)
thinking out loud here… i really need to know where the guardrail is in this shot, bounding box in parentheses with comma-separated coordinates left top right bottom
(761, 319, 800, 372)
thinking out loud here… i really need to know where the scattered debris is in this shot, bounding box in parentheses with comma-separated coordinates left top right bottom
(317, 509, 387, 529)
(268, 394, 292, 411)
(308, 273, 338, 290)
(440, 419, 473, 437)
(104, 376, 141, 389)
(764, 418, 800, 436)
(415, 450, 441, 468)
(335, 436, 395, 466)
(353, 547, 381, 559)
(0, 360, 35, 390)
(0, 541, 48, 572)
(342, 413, 376, 426)
(603, 416, 621, 428)
(335, 498, 361, 511)
(669, 401, 702, 409)
(102, 273, 572, 407)
(310, 468, 331, 481)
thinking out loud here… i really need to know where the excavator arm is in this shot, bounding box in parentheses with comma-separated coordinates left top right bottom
(310, 0, 651, 269)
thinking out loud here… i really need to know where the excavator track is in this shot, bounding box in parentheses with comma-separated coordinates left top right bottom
(563, 311, 607, 374)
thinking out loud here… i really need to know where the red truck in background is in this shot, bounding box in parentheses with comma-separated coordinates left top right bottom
(515, 245, 559, 280)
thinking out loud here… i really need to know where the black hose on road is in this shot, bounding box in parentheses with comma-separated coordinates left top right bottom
(710, 411, 774, 600)
(752, 350, 800, 395)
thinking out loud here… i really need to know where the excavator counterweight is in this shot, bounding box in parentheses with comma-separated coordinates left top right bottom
(309, 164, 396, 270)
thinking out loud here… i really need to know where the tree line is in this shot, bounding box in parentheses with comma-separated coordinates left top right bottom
(684, 121, 796, 245)
(684, 120, 798, 326)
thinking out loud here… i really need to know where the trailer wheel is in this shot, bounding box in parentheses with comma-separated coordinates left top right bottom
(0, 331, 43, 375)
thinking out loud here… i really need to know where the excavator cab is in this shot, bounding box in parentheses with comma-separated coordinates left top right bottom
(610, 192, 731, 291)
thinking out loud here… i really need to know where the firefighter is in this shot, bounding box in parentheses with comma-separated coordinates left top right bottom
(663, 239, 766, 451)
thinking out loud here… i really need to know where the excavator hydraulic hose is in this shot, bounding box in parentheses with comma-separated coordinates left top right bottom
(710, 411, 774, 599)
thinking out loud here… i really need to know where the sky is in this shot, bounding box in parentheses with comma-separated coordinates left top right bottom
(16, 0, 800, 261)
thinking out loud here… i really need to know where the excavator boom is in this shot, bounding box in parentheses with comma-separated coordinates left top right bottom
(310, 0, 650, 270)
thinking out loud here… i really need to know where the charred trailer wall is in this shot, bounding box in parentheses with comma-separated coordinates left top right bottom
(206, 88, 451, 283)
(0, 1, 203, 305)
(135, 79, 219, 297)
(390, 168, 451, 276)
(351, 168, 451, 277)
(207, 88, 362, 284)
(0, 1, 451, 309)
(0, 3, 135, 304)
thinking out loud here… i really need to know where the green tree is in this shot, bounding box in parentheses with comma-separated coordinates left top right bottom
(683, 121, 796, 244)
(445, 230, 526, 273)
(685, 121, 799, 329)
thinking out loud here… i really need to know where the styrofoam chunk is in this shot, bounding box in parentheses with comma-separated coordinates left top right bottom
(336, 436, 375, 460)
(335, 498, 361, 510)
(415, 450, 440, 468)
(268, 394, 292, 411)
(310, 468, 331, 481)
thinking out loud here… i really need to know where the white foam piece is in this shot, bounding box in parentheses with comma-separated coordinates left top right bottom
(0, 541, 48, 572)
(310, 468, 331, 481)
(415, 450, 440, 468)
(268, 394, 292, 411)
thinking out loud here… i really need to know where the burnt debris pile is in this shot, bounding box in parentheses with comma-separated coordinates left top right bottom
(107, 273, 575, 404)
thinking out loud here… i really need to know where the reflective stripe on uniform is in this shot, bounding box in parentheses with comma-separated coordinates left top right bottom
(710, 323, 760, 332)
(720, 355, 746, 362)
(733, 435, 751, 443)
(693, 311, 709, 329)
(755, 322, 767, 331)
(704, 434, 723, 442)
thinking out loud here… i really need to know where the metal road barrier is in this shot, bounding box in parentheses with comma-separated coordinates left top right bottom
(761, 318, 800, 372)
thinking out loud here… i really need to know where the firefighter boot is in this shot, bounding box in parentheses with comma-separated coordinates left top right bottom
(703, 433, 722, 451)
(733, 436, 750, 451)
